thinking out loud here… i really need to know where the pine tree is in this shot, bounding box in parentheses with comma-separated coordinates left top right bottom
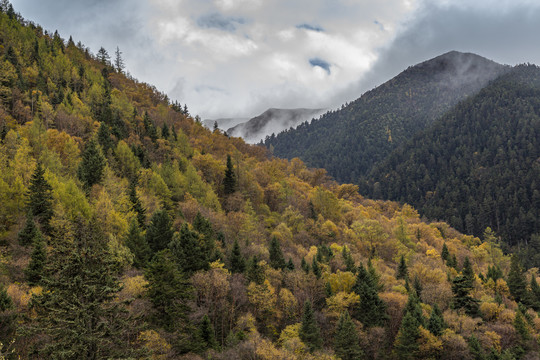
(228, 239, 245, 273)
(161, 123, 170, 139)
(301, 257, 310, 274)
(394, 312, 420, 360)
(468, 335, 486, 360)
(146, 209, 173, 254)
(451, 258, 480, 317)
(0, 283, 15, 342)
(246, 255, 265, 285)
(441, 243, 449, 262)
(114, 46, 124, 72)
(529, 275, 540, 310)
(513, 308, 530, 345)
(77, 138, 106, 190)
(145, 249, 192, 332)
(508, 255, 528, 304)
(427, 303, 445, 336)
(97, 122, 113, 154)
(18, 213, 40, 246)
(0, 285, 12, 312)
(413, 276, 422, 298)
(223, 155, 236, 195)
(97, 46, 110, 65)
(24, 231, 47, 286)
(27, 163, 53, 232)
(128, 181, 146, 228)
(196, 314, 218, 352)
(334, 311, 363, 360)
(30, 220, 137, 359)
(342, 246, 356, 273)
(403, 292, 425, 327)
(299, 300, 322, 352)
(286, 258, 295, 270)
(169, 223, 209, 274)
(193, 212, 216, 261)
(352, 263, 388, 327)
(269, 237, 286, 269)
(487, 265, 503, 281)
(397, 254, 408, 280)
(312, 258, 322, 279)
(124, 219, 150, 269)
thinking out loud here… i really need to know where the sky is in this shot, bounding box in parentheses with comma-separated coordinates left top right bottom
(10, 0, 540, 119)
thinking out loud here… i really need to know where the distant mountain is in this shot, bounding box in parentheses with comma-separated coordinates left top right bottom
(265, 51, 509, 183)
(228, 108, 325, 143)
(202, 117, 248, 131)
(365, 64, 540, 252)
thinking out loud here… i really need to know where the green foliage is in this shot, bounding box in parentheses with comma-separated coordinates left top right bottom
(195, 314, 218, 352)
(311, 257, 321, 279)
(124, 218, 150, 269)
(342, 246, 356, 273)
(223, 154, 236, 195)
(169, 223, 209, 274)
(269, 237, 286, 270)
(17, 213, 39, 246)
(508, 255, 528, 304)
(299, 300, 322, 352)
(427, 303, 445, 336)
(97, 122, 113, 154)
(77, 138, 106, 190)
(403, 292, 424, 327)
(394, 312, 420, 360)
(228, 238, 246, 274)
(451, 259, 480, 317)
(26, 162, 53, 232)
(487, 265, 503, 281)
(0, 285, 13, 312)
(24, 231, 46, 286)
(146, 209, 173, 254)
(334, 311, 363, 360)
(469, 335, 486, 360)
(397, 254, 408, 280)
(246, 255, 265, 285)
(301, 257, 310, 274)
(352, 262, 388, 327)
(441, 243, 449, 262)
(128, 181, 146, 228)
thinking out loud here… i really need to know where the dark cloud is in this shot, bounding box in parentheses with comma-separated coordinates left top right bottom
(296, 23, 324, 32)
(197, 13, 246, 32)
(309, 58, 331, 74)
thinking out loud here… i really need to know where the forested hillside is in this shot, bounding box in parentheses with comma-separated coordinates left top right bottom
(265, 51, 507, 183)
(1, 3, 540, 359)
(365, 65, 540, 264)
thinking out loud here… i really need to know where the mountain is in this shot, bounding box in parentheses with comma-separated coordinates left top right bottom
(227, 107, 325, 143)
(365, 64, 540, 255)
(1, 5, 540, 359)
(265, 51, 508, 183)
(202, 117, 248, 130)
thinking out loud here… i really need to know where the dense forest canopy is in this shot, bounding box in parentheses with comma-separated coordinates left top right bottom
(0, 2, 539, 359)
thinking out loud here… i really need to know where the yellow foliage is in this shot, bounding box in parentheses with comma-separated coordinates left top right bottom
(118, 275, 148, 301)
(7, 284, 41, 309)
(326, 270, 356, 293)
(138, 330, 171, 359)
(479, 302, 502, 321)
(481, 331, 501, 353)
(247, 280, 277, 318)
(426, 248, 439, 259)
(326, 291, 360, 316)
(418, 326, 442, 358)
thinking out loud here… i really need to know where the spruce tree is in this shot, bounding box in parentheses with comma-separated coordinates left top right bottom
(451, 273, 480, 317)
(161, 123, 170, 139)
(427, 303, 445, 336)
(169, 223, 208, 274)
(30, 220, 136, 359)
(223, 155, 236, 195)
(286, 258, 295, 271)
(24, 231, 47, 286)
(468, 335, 486, 360)
(193, 212, 216, 261)
(487, 265, 503, 281)
(342, 246, 356, 273)
(334, 311, 363, 360)
(508, 255, 528, 304)
(196, 314, 218, 352)
(312, 258, 322, 279)
(128, 181, 146, 228)
(246, 255, 265, 285)
(18, 213, 40, 246)
(0, 283, 15, 342)
(301, 257, 310, 274)
(228, 239, 246, 274)
(269, 237, 286, 269)
(352, 263, 388, 327)
(27, 163, 53, 232)
(97, 122, 113, 154)
(77, 138, 106, 190)
(0, 285, 13, 312)
(529, 275, 540, 310)
(397, 254, 408, 280)
(403, 292, 425, 327)
(124, 219, 150, 269)
(146, 209, 173, 254)
(394, 312, 420, 360)
(299, 300, 322, 352)
(441, 243, 449, 262)
(145, 249, 192, 332)
(413, 276, 422, 298)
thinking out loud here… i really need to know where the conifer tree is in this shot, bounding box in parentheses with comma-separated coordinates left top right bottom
(286, 258, 295, 271)
(30, 220, 136, 358)
(246, 255, 265, 285)
(114, 46, 124, 72)
(0, 285, 12, 312)
(128, 181, 146, 228)
(299, 300, 322, 352)
(397, 254, 408, 280)
(312, 258, 322, 279)
(97, 122, 113, 154)
(77, 138, 106, 190)
(441, 243, 449, 262)
(269, 237, 286, 269)
(394, 312, 420, 360)
(403, 292, 425, 327)
(508, 255, 528, 304)
(468, 335, 486, 360)
(334, 311, 363, 360)
(352, 263, 388, 327)
(342, 246, 356, 273)
(25, 231, 46, 286)
(228, 238, 246, 273)
(169, 223, 209, 274)
(223, 155, 236, 195)
(18, 213, 39, 246)
(413, 275, 422, 298)
(27, 163, 53, 232)
(124, 219, 150, 269)
(301, 257, 310, 274)
(529, 275, 540, 310)
(146, 209, 173, 254)
(451, 267, 480, 317)
(193, 212, 216, 260)
(161, 123, 170, 139)
(427, 303, 445, 336)
(145, 249, 192, 332)
(196, 314, 218, 352)
(0, 283, 15, 341)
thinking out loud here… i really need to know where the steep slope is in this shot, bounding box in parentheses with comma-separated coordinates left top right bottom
(366, 64, 540, 252)
(202, 117, 248, 131)
(265, 51, 508, 183)
(227, 107, 325, 143)
(1, 5, 540, 359)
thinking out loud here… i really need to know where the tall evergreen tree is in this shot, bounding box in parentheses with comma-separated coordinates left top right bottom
(228, 238, 246, 274)
(311, 258, 322, 279)
(299, 300, 322, 352)
(145, 249, 192, 332)
(246, 255, 265, 285)
(30, 220, 137, 359)
(169, 223, 209, 274)
(394, 312, 420, 360)
(77, 138, 106, 190)
(441, 243, 449, 262)
(18, 213, 40, 246)
(114, 46, 124, 72)
(403, 292, 425, 327)
(468, 335, 486, 360)
(427, 303, 445, 336)
(342, 246, 356, 273)
(397, 254, 408, 280)
(352, 263, 388, 327)
(124, 219, 150, 269)
(24, 231, 47, 286)
(128, 181, 146, 228)
(193, 212, 216, 261)
(451, 271, 480, 317)
(146, 209, 173, 254)
(508, 255, 528, 304)
(334, 311, 363, 360)
(97, 122, 113, 154)
(529, 275, 540, 310)
(223, 155, 236, 195)
(301, 257, 310, 274)
(269, 237, 286, 269)
(195, 314, 218, 352)
(27, 163, 53, 232)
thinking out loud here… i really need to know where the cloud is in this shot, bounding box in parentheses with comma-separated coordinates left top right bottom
(296, 23, 324, 32)
(309, 58, 331, 74)
(196, 13, 246, 32)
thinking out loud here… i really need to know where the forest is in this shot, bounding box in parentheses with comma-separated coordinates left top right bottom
(0, 2, 540, 359)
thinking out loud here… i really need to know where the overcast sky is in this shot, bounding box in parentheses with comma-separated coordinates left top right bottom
(10, 0, 540, 119)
